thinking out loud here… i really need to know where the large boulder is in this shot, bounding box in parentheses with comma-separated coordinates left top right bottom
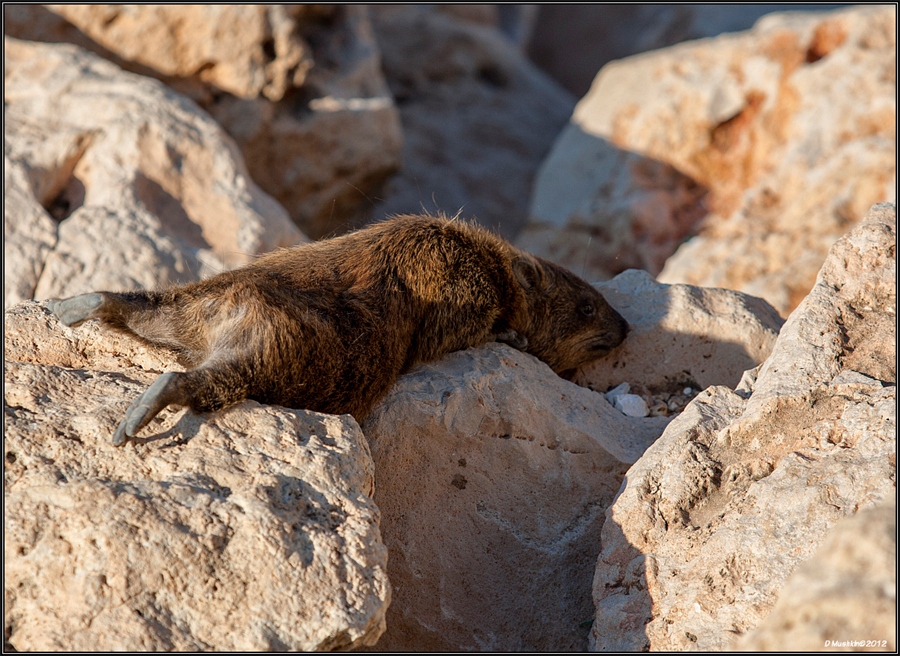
(366, 6, 574, 239)
(3, 301, 389, 651)
(590, 202, 896, 650)
(3, 37, 304, 308)
(4, 5, 403, 239)
(521, 5, 896, 315)
(362, 345, 669, 652)
(361, 269, 783, 651)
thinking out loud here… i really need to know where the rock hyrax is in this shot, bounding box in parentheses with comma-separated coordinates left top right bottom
(48, 214, 629, 446)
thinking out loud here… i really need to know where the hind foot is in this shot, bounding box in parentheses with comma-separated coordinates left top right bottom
(114, 372, 185, 447)
(47, 293, 103, 327)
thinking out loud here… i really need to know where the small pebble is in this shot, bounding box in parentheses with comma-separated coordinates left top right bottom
(605, 382, 631, 403)
(649, 402, 668, 417)
(613, 394, 649, 418)
(683, 387, 693, 396)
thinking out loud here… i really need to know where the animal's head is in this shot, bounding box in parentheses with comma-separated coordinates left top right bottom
(512, 255, 628, 378)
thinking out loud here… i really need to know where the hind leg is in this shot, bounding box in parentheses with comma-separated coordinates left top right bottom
(48, 290, 199, 357)
(50, 290, 168, 329)
(114, 359, 251, 446)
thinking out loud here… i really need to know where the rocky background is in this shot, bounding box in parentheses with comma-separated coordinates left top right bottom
(4, 5, 896, 652)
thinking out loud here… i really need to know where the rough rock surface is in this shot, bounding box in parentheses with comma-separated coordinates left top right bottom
(3, 156, 58, 309)
(736, 499, 896, 651)
(522, 5, 895, 314)
(581, 269, 784, 395)
(5, 5, 403, 240)
(208, 6, 402, 239)
(356, 260, 785, 651)
(367, 6, 574, 240)
(43, 4, 326, 101)
(4, 37, 304, 308)
(3, 301, 389, 651)
(590, 203, 896, 651)
(362, 345, 671, 652)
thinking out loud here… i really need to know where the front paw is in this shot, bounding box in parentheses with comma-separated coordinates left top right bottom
(494, 329, 528, 350)
(113, 372, 182, 446)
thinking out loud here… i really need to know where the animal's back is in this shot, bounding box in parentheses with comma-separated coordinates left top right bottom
(160, 215, 515, 416)
(47, 213, 628, 446)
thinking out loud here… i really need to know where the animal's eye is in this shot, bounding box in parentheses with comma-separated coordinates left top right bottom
(579, 302, 595, 317)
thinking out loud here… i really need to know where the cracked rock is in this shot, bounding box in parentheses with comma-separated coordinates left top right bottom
(3, 36, 304, 309)
(3, 301, 389, 651)
(590, 202, 896, 651)
(5, 6, 403, 240)
(361, 344, 671, 651)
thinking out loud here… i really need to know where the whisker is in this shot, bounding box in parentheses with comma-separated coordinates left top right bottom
(581, 236, 592, 278)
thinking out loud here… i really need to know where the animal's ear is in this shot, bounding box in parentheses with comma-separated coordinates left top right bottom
(512, 257, 548, 291)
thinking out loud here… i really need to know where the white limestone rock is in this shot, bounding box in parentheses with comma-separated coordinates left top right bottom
(4, 301, 389, 651)
(590, 203, 896, 651)
(3, 37, 304, 307)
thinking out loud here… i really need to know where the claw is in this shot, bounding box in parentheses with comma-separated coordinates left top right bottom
(48, 293, 103, 327)
(113, 372, 182, 447)
(112, 420, 129, 447)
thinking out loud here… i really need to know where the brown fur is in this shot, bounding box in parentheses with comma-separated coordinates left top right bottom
(50, 214, 628, 444)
